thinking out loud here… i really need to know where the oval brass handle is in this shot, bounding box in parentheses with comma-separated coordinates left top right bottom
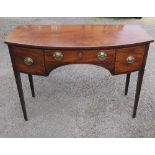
(126, 56, 135, 64)
(97, 51, 107, 61)
(53, 51, 63, 60)
(24, 57, 34, 66)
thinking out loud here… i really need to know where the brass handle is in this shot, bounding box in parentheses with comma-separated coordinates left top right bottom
(53, 51, 63, 60)
(97, 51, 107, 61)
(126, 56, 135, 64)
(24, 57, 34, 66)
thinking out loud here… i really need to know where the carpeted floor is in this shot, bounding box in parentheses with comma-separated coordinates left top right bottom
(0, 17, 155, 138)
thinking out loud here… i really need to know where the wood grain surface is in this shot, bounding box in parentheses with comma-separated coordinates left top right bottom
(5, 25, 153, 49)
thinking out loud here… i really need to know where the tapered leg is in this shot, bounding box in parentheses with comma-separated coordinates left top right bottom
(125, 73, 131, 96)
(28, 74, 35, 97)
(132, 69, 145, 118)
(14, 71, 28, 121)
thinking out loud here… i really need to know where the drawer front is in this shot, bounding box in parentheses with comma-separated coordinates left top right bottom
(45, 49, 115, 64)
(12, 46, 45, 74)
(115, 46, 145, 74)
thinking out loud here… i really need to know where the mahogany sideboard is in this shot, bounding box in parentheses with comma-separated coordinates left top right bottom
(5, 25, 153, 121)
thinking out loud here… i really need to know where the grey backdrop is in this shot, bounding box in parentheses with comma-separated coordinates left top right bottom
(0, 17, 155, 137)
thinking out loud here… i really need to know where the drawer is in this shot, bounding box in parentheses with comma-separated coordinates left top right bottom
(115, 46, 145, 74)
(12, 46, 45, 75)
(45, 49, 115, 64)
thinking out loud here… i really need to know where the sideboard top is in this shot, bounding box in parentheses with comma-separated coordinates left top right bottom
(5, 25, 154, 49)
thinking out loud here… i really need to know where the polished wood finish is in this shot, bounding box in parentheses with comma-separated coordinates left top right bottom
(5, 25, 153, 49)
(5, 25, 153, 121)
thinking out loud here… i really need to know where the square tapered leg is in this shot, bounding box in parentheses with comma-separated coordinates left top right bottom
(132, 69, 145, 118)
(28, 74, 35, 97)
(14, 71, 28, 121)
(125, 73, 131, 96)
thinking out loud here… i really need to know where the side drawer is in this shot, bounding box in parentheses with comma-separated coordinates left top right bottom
(115, 46, 145, 74)
(11, 46, 45, 75)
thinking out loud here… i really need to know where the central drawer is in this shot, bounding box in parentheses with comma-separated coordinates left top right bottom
(45, 49, 115, 64)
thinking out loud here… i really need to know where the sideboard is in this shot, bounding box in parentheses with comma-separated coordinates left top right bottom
(5, 25, 154, 121)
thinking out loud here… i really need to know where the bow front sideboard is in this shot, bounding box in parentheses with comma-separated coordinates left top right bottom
(5, 25, 153, 121)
